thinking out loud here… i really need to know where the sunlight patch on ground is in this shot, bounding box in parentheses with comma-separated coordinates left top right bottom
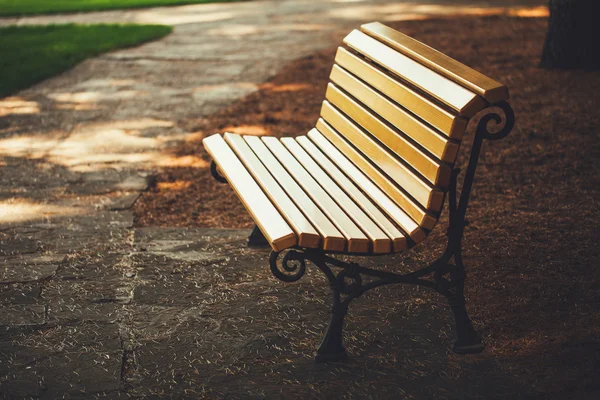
(75, 79, 138, 89)
(48, 90, 145, 103)
(95, 118, 175, 130)
(0, 118, 183, 170)
(262, 83, 311, 92)
(54, 103, 102, 111)
(158, 155, 208, 168)
(0, 97, 40, 117)
(134, 9, 233, 25)
(0, 199, 80, 225)
(205, 23, 331, 37)
(331, 4, 549, 21)
(157, 181, 192, 191)
(509, 7, 549, 18)
(0, 134, 61, 158)
(51, 128, 157, 157)
(205, 24, 260, 36)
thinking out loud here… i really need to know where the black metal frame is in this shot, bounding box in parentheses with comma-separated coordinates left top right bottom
(211, 101, 514, 362)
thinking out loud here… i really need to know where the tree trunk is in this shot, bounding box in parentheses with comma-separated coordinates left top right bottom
(540, 0, 600, 69)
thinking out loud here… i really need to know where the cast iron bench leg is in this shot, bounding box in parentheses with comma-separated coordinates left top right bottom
(316, 285, 349, 362)
(445, 256, 484, 354)
(247, 225, 269, 247)
(448, 282, 484, 354)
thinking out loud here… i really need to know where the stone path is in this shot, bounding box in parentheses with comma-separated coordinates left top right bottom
(1, 0, 545, 397)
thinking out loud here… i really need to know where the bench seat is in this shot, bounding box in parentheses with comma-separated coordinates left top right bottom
(204, 131, 422, 254)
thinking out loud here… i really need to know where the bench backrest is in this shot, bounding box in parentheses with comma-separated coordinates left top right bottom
(314, 22, 508, 230)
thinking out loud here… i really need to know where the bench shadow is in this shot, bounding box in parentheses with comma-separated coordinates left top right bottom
(123, 228, 539, 399)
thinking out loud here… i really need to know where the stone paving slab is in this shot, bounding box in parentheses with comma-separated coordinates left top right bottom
(0, 323, 123, 398)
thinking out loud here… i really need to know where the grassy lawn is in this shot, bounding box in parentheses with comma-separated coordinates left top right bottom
(0, 24, 172, 97)
(0, 0, 240, 16)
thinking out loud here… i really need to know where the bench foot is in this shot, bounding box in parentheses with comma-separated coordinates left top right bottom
(316, 349, 348, 363)
(316, 307, 348, 363)
(453, 341, 485, 354)
(441, 268, 485, 355)
(450, 302, 484, 354)
(247, 225, 269, 247)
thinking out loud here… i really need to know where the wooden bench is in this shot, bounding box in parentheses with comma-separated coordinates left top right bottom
(203, 22, 514, 362)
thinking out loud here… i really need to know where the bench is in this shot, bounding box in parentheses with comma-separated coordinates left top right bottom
(203, 22, 514, 362)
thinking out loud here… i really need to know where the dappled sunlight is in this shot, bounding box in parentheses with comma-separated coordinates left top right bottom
(75, 79, 138, 89)
(157, 181, 192, 191)
(205, 23, 331, 37)
(262, 83, 311, 92)
(222, 125, 267, 136)
(157, 155, 208, 168)
(0, 134, 62, 158)
(0, 199, 81, 225)
(0, 118, 186, 171)
(49, 90, 145, 103)
(331, 4, 549, 22)
(55, 152, 159, 169)
(0, 97, 40, 117)
(205, 24, 260, 36)
(183, 131, 207, 143)
(509, 7, 549, 18)
(51, 127, 157, 157)
(55, 103, 102, 111)
(134, 9, 234, 26)
(55, 152, 208, 171)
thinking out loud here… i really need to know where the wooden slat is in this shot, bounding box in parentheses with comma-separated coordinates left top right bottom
(297, 135, 407, 252)
(335, 47, 467, 140)
(330, 62, 461, 162)
(326, 82, 451, 187)
(224, 133, 320, 249)
(262, 137, 370, 254)
(343, 30, 485, 117)
(314, 119, 435, 233)
(202, 134, 296, 251)
(361, 22, 509, 103)
(282, 137, 391, 254)
(244, 136, 346, 252)
(320, 100, 444, 211)
(308, 128, 428, 242)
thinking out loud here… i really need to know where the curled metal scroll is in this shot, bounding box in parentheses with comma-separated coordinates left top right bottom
(334, 263, 363, 297)
(269, 249, 307, 282)
(210, 160, 227, 183)
(475, 100, 515, 141)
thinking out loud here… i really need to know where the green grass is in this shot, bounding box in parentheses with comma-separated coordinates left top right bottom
(0, 0, 240, 16)
(0, 24, 172, 98)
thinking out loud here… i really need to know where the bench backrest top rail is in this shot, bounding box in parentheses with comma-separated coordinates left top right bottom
(360, 22, 509, 104)
(319, 21, 508, 235)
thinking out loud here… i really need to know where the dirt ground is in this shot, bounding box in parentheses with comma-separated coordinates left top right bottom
(135, 15, 600, 398)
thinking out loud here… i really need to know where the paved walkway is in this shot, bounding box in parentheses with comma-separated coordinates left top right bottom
(1, 0, 545, 397)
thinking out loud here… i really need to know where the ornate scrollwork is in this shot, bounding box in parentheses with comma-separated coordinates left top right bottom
(334, 263, 363, 298)
(269, 249, 307, 282)
(210, 160, 227, 183)
(475, 100, 515, 141)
